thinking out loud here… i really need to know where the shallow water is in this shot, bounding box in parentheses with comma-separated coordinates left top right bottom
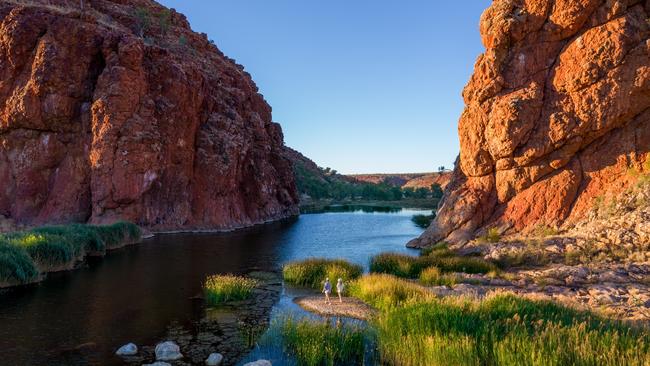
(0, 208, 425, 365)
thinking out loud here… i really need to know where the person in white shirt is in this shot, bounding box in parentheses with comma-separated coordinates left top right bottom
(336, 278, 344, 303)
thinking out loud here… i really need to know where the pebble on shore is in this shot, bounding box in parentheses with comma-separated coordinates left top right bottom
(243, 360, 272, 366)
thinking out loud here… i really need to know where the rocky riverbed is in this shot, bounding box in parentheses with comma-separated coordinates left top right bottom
(114, 271, 282, 366)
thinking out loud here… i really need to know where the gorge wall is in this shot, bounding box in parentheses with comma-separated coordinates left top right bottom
(0, 0, 299, 231)
(410, 0, 650, 247)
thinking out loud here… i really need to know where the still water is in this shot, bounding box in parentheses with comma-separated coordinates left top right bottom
(0, 208, 425, 365)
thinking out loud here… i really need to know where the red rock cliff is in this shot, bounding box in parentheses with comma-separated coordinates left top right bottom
(410, 0, 650, 247)
(0, 0, 299, 231)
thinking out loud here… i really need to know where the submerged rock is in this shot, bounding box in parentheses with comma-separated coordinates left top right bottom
(115, 342, 138, 356)
(243, 360, 272, 366)
(154, 341, 183, 361)
(205, 353, 224, 366)
(143, 363, 172, 366)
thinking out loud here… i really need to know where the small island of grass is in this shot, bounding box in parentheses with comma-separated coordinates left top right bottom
(203, 274, 258, 305)
(282, 258, 363, 289)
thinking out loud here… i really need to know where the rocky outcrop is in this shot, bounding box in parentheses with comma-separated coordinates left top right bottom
(401, 172, 452, 190)
(411, 0, 650, 247)
(350, 172, 452, 189)
(0, 0, 299, 231)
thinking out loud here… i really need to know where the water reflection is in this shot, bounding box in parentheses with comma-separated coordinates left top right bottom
(0, 210, 425, 365)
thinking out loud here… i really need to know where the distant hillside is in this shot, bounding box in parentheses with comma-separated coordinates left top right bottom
(350, 172, 452, 189)
(283, 147, 444, 203)
(402, 173, 452, 190)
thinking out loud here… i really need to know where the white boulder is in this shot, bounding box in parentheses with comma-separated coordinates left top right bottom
(154, 341, 183, 361)
(205, 352, 224, 365)
(115, 343, 138, 356)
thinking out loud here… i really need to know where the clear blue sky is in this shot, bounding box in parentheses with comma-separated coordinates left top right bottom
(158, 0, 490, 174)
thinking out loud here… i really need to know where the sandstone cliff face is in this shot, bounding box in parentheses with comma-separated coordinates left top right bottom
(0, 0, 299, 231)
(411, 0, 650, 247)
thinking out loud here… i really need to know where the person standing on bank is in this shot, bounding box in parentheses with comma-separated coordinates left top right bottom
(323, 278, 332, 304)
(336, 278, 344, 303)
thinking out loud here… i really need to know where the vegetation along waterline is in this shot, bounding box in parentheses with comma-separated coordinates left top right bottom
(369, 249, 498, 279)
(411, 211, 436, 229)
(275, 268, 650, 366)
(367, 280, 650, 366)
(0, 222, 141, 288)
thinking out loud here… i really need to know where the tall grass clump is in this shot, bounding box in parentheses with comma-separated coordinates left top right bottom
(203, 274, 258, 305)
(429, 256, 497, 274)
(282, 258, 363, 289)
(370, 252, 497, 278)
(2, 231, 76, 269)
(277, 317, 368, 366)
(348, 274, 432, 311)
(419, 266, 458, 286)
(91, 221, 141, 249)
(419, 242, 452, 257)
(0, 240, 39, 285)
(33, 224, 105, 253)
(369, 252, 427, 278)
(478, 227, 501, 243)
(371, 292, 650, 366)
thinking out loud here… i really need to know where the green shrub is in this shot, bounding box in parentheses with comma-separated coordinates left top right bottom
(277, 317, 367, 366)
(348, 274, 432, 311)
(0, 240, 39, 284)
(282, 258, 363, 289)
(204, 274, 258, 305)
(419, 266, 458, 286)
(478, 227, 501, 243)
(412, 213, 434, 229)
(420, 242, 451, 257)
(372, 293, 650, 366)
